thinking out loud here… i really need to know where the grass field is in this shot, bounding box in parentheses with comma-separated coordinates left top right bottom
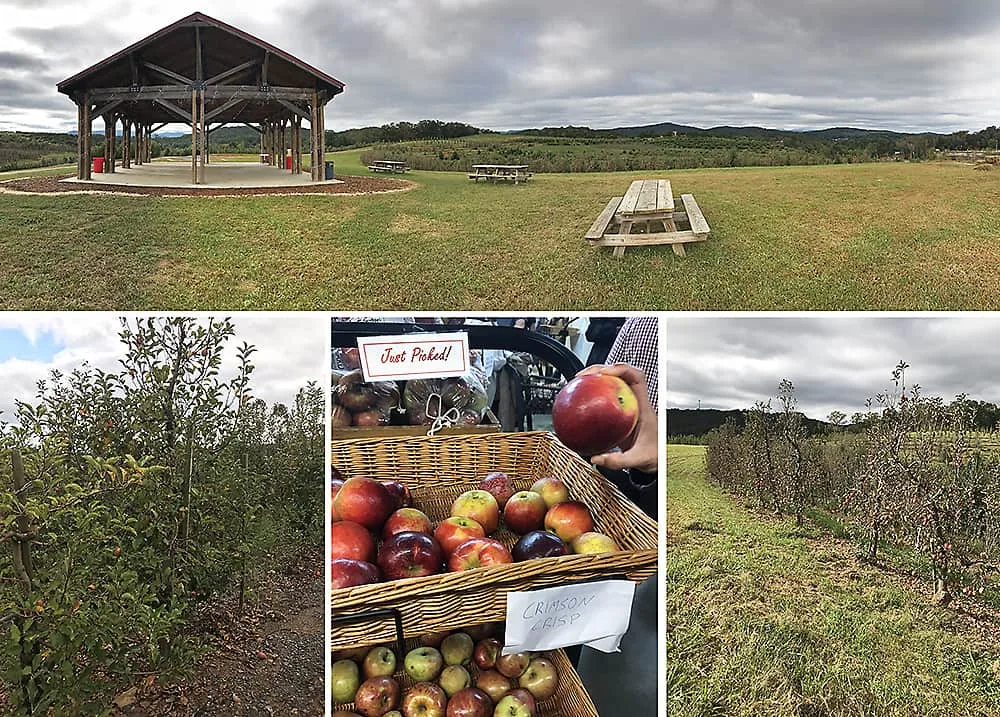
(2, 152, 1000, 309)
(667, 444, 1000, 717)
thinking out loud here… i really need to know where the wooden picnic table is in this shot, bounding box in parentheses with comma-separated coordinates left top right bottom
(585, 179, 710, 257)
(368, 160, 410, 173)
(468, 164, 532, 184)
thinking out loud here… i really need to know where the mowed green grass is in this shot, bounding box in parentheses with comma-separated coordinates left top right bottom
(667, 444, 1000, 717)
(2, 153, 1000, 308)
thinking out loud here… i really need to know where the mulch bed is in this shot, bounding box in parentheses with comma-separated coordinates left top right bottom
(0, 174, 414, 197)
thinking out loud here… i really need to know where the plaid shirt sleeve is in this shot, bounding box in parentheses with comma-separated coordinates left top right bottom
(605, 316, 658, 412)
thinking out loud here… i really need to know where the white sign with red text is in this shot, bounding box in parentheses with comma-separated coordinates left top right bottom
(356, 332, 470, 382)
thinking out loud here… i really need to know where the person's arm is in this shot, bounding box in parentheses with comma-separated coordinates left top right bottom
(575, 363, 658, 473)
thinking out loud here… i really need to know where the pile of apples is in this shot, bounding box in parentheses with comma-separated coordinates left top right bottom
(332, 469, 619, 589)
(332, 625, 558, 717)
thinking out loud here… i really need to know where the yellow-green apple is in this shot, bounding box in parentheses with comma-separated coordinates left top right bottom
(331, 521, 377, 563)
(495, 689, 537, 717)
(438, 664, 471, 697)
(495, 652, 531, 679)
(503, 492, 547, 535)
(518, 657, 558, 700)
(404, 647, 444, 682)
(441, 632, 474, 666)
(445, 687, 492, 717)
(354, 675, 400, 717)
(434, 517, 486, 558)
(401, 681, 447, 717)
(331, 559, 380, 589)
(571, 531, 619, 554)
(331, 658, 360, 704)
(551, 374, 639, 456)
(479, 471, 515, 508)
(473, 637, 501, 670)
(512, 530, 569, 562)
(363, 646, 397, 679)
(450, 490, 500, 534)
(475, 669, 513, 703)
(529, 476, 569, 508)
(335, 477, 395, 530)
(382, 508, 433, 541)
(377, 532, 443, 580)
(447, 538, 513, 572)
(544, 501, 594, 543)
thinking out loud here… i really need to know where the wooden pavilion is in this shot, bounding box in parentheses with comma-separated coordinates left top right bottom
(57, 11, 345, 183)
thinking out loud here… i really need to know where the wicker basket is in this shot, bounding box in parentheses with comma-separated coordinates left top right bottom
(330, 432, 658, 649)
(332, 409, 501, 439)
(333, 644, 598, 717)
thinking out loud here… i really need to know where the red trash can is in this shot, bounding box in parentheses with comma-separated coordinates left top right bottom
(285, 155, 293, 170)
(93, 156, 105, 173)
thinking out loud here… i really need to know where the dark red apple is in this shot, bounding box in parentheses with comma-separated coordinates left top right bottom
(331, 559, 380, 589)
(495, 652, 531, 679)
(551, 374, 639, 456)
(381, 480, 414, 509)
(354, 675, 400, 717)
(479, 471, 515, 509)
(448, 538, 513, 572)
(475, 669, 513, 704)
(434, 516, 486, 557)
(517, 657, 559, 700)
(446, 687, 492, 717)
(332, 466, 346, 482)
(401, 681, 447, 717)
(418, 630, 451, 648)
(353, 409, 384, 427)
(378, 531, 443, 580)
(473, 638, 501, 670)
(382, 508, 433, 541)
(544, 501, 594, 543)
(335, 477, 395, 530)
(331, 520, 377, 562)
(512, 530, 568, 562)
(503, 491, 547, 535)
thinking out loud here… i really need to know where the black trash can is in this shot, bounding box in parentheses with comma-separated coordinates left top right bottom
(324, 161, 335, 180)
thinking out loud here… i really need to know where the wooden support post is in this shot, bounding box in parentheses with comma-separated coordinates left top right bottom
(76, 100, 84, 179)
(83, 94, 92, 180)
(311, 91, 319, 181)
(122, 118, 130, 169)
(191, 88, 198, 184)
(145, 124, 152, 163)
(103, 114, 111, 172)
(109, 115, 117, 172)
(199, 90, 206, 183)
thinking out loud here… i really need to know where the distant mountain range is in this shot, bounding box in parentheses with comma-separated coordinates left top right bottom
(529, 121, 928, 141)
(667, 408, 836, 437)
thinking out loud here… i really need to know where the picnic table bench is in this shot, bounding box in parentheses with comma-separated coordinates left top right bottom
(368, 160, 410, 173)
(468, 164, 532, 184)
(585, 179, 710, 257)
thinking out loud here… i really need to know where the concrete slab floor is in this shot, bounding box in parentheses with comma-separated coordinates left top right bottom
(60, 160, 342, 188)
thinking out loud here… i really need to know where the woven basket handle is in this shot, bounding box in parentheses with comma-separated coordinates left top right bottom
(331, 607, 406, 658)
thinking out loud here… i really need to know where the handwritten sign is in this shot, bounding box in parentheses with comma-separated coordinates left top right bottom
(503, 580, 636, 654)
(356, 332, 470, 382)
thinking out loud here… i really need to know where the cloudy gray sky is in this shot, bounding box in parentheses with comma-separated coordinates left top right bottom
(3, 0, 1000, 133)
(667, 315, 1000, 421)
(0, 314, 326, 424)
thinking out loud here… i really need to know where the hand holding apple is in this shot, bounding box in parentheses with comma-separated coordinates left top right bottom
(551, 372, 639, 456)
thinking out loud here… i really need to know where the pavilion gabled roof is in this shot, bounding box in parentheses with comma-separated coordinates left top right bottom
(57, 12, 344, 100)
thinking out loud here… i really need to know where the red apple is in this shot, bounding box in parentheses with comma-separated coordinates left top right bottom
(450, 490, 500, 534)
(446, 687, 492, 717)
(503, 491, 547, 535)
(475, 669, 513, 704)
(551, 374, 639, 456)
(434, 517, 486, 558)
(378, 532, 443, 580)
(495, 689, 537, 717)
(544, 501, 594, 543)
(448, 538, 513, 572)
(381, 480, 414, 509)
(332, 478, 345, 521)
(473, 638, 501, 670)
(464, 622, 502, 641)
(331, 520, 376, 562)
(354, 675, 400, 717)
(382, 508, 433, 541)
(335, 477, 395, 530)
(571, 531, 619, 554)
(401, 682, 447, 717)
(495, 652, 531, 679)
(479, 471, 515, 509)
(517, 657, 559, 700)
(512, 530, 568, 562)
(354, 409, 384, 427)
(529, 476, 569, 508)
(331, 559, 380, 589)
(418, 630, 451, 648)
